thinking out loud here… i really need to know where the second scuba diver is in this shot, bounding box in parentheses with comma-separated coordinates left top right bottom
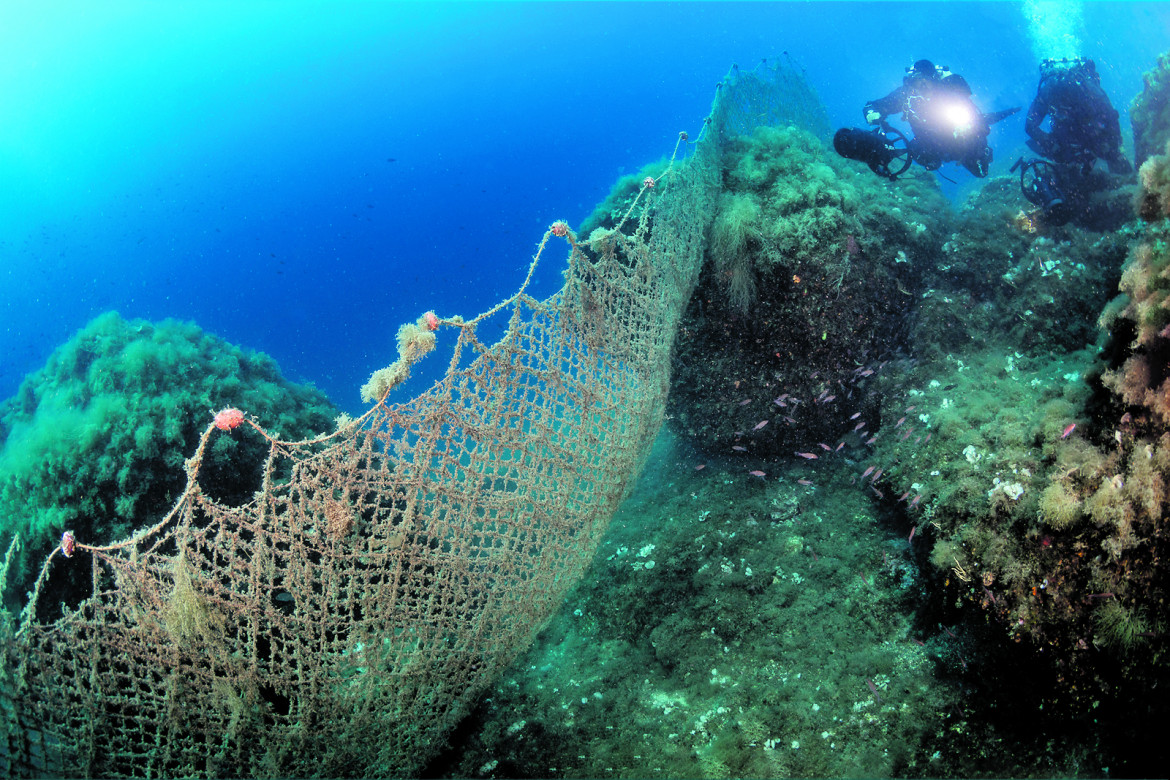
(1012, 57, 1133, 225)
(835, 59, 1019, 181)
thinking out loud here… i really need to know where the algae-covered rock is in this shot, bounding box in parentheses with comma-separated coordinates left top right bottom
(0, 311, 337, 613)
(916, 174, 1130, 361)
(578, 157, 674, 239)
(667, 124, 950, 457)
(1132, 50, 1170, 170)
(1099, 221, 1170, 426)
(1098, 138, 1170, 429)
(895, 200, 1169, 714)
(1137, 138, 1170, 222)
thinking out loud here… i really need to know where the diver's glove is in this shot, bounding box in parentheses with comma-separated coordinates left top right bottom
(865, 109, 882, 125)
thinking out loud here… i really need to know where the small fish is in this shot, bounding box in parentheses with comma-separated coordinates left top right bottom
(753, 419, 769, 431)
(749, 470, 766, 478)
(818, 442, 832, 451)
(924, 433, 931, 444)
(871, 468, 883, 482)
(895, 416, 906, 428)
(859, 369, 874, 377)
(861, 466, 874, 479)
(909, 494, 921, 509)
(850, 412, 861, 420)
(774, 398, 788, 407)
(1061, 423, 1077, 439)
(695, 464, 706, 470)
(853, 421, 865, 431)
(823, 394, 836, 403)
(732, 445, 747, 452)
(739, 399, 752, 406)
(898, 490, 911, 502)
(866, 436, 877, 445)
(908, 525, 916, 542)
(797, 478, 813, 486)
(795, 451, 819, 459)
(905, 405, 916, 413)
(835, 442, 845, 452)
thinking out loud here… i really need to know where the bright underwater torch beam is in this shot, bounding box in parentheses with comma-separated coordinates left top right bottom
(941, 100, 976, 138)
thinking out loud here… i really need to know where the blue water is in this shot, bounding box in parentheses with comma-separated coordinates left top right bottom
(2, 1, 1167, 415)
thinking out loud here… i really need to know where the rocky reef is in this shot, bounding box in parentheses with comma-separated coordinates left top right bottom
(419, 54, 1170, 778)
(662, 124, 949, 459)
(0, 311, 336, 616)
(1137, 137, 1170, 222)
(1132, 50, 1170, 169)
(650, 53, 1168, 771)
(1102, 142, 1170, 423)
(862, 103, 1169, 742)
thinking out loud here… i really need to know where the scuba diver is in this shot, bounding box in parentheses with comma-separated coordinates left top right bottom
(834, 59, 1019, 181)
(1012, 57, 1133, 225)
(1025, 57, 1131, 174)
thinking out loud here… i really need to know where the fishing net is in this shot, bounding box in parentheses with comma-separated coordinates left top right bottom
(0, 57, 822, 777)
(707, 57, 831, 142)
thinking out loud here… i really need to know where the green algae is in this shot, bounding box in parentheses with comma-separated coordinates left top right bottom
(0, 311, 337, 614)
(428, 430, 1109, 779)
(668, 123, 949, 459)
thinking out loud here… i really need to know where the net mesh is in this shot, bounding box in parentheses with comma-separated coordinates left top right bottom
(707, 57, 831, 142)
(0, 58, 822, 778)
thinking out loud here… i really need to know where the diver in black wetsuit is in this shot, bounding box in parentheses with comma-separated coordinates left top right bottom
(1011, 57, 1133, 225)
(1025, 57, 1132, 175)
(834, 59, 1018, 180)
(863, 59, 997, 178)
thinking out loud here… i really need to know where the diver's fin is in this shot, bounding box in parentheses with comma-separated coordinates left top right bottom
(985, 106, 1022, 125)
